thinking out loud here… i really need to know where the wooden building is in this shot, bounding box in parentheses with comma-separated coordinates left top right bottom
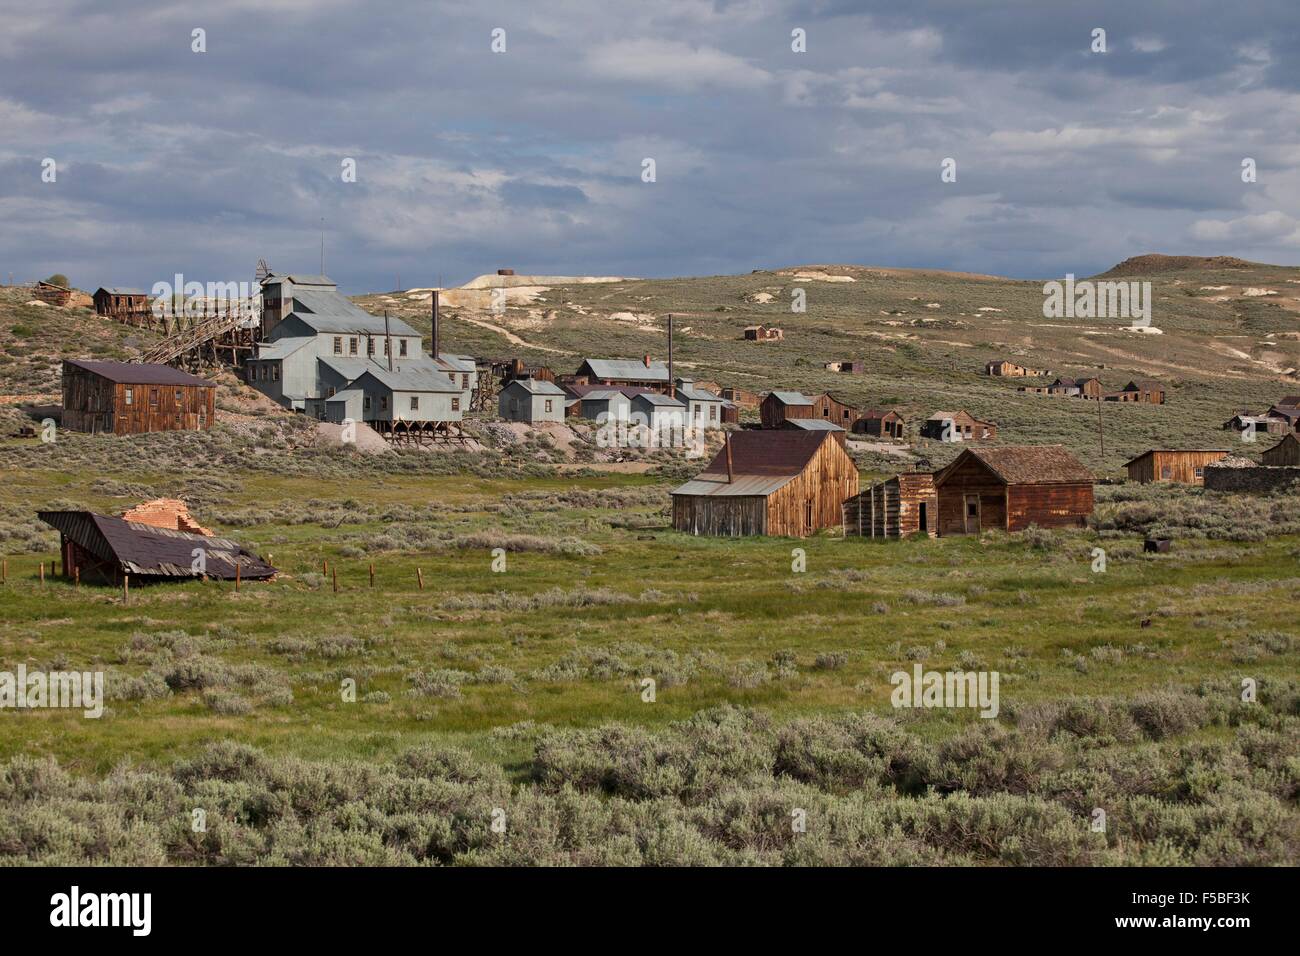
(852, 408, 906, 439)
(779, 418, 846, 447)
(920, 409, 996, 442)
(761, 390, 814, 428)
(33, 280, 74, 307)
(721, 386, 762, 409)
(1262, 433, 1300, 466)
(93, 287, 152, 321)
(1124, 449, 1228, 485)
(985, 360, 1049, 377)
(932, 445, 1094, 535)
(37, 510, 274, 585)
(671, 431, 859, 537)
(1106, 380, 1165, 404)
(824, 359, 865, 374)
(844, 472, 936, 538)
(1223, 412, 1288, 437)
(811, 392, 859, 428)
(61, 359, 215, 435)
(573, 357, 671, 389)
(743, 325, 783, 342)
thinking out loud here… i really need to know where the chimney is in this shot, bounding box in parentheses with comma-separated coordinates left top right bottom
(667, 315, 674, 399)
(643, 353, 651, 368)
(431, 289, 440, 359)
(383, 310, 394, 371)
(725, 433, 734, 483)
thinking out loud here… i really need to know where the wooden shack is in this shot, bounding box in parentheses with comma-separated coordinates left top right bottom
(743, 325, 783, 341)
(985, 360, 1050, 377)
(93, 287, 151, 321)
(721, 386, 762, 409)
(1124, 449, 1228, 485)
(61, 359, 215, 435)
(1262, 433, 1300, 466)
(33, 280, 74, 307)
(932, 445, 1094, 535)
(844, 472, 936, 538)
(920, 409, 996, 441)
(811, 392, 859, 428)
(671, 431, 859, 537)
(761, 390, 814, 428)
(1109, 380, 1165, 404)
(779, 418, 846, 447)
(852, 409, 906, 439)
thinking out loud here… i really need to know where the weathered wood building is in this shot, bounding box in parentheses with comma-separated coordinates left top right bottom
(1262, 433, 1300, 466)
(93, 287, 151, 321)
(811, 392, 859, 428)
(743, 325, 783, 341)
(761, 390, 814, 428)
(932, 445, 1094, 535)
(852, 408, 906, 439)
(920, 409, 996, 442)
(1106, 380, 1165, 404)
(844, 472, 936, 538)
(671, 431, 859, 537)
(720, 386, 762, 409)
(779, 418, 846, 446)
(573, 357, 671, 389)
(1124, 448, 1228, 485)
(33, 280, 74, 307)
(985, 360, 1050, 377)
(61, 359, 215, 435)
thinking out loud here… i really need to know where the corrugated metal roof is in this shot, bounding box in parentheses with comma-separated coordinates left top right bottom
(672, 431, 835, 499)
(435, 353, 477, 373)
(37, 511, 274, 580)
(96, 287, 147, 296)
(582, 390, 630, 402)
(1124, 448, 1230, 466)
(504, 379, 565, 396)
(768, 390, 812, 406)
(675, 383, 724, 402)
(783, 419, 844, 431)
(289, 289, 421, 336)
(671, 475, 795, 497)
(265, 274, 335, 286)
(353, 361, 460, 392)
(63, 359, 214, 387)
(633, 393, 685, 407)
(580, 358, 670, 381)
(937, 445, 1094, 485)
(254, 337, 312, 361)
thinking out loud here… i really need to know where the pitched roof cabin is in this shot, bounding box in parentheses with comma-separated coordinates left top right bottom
(779, 418, 847, 446)
(985, 360, 1050, 377)
(1105, 380, 1165, 404)
(1262, 433, 1300, 466)
(932, 445, 1094, 535)
(1124, 449, 1228, 484)
(844, 472, 937, 538)
(61, 359, 215, 435)
(498, 378, 566, 423)
(852, 408, 906, 439)
(573, 357, 670, 388)
(811, 392, 859, 427)
(760, 390, 814, 428)
(671, 431, 859, 537)
(93, 287, 151, 321)
(920, 409, 996, 441)
(743, 325, 783, 341)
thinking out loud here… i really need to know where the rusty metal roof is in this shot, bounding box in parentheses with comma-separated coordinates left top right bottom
(672, 430, 837, 499)
(937, 445, 1094, 485)
(63, 359, 214, 387)
(37, 511, 275, 580)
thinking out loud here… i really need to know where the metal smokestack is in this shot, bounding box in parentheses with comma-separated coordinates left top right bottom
(725, 432, 733, 483)
(667, 314, 674, 398)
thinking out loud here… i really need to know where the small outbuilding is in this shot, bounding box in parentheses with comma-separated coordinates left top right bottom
(1124, 449, 1229, 485)
(811, 392, 859, 427)
(920, 409, 996, 442)
(743, 325, 783, 341)
(932, 445, 1094, 535)
(852, 409, 906, 439)
(844, 472, 937, 538)
(779, 418, 846, 446)
(671, 431, 859, 537)
(93, 287, 151, 320)
(760, 390, 814, 428)
(498, 378, 566, 423)
(1262, 433, 1300, 466)
(61, 359, 215, 435)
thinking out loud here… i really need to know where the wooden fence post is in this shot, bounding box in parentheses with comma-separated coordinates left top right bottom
(1, 558, 6, 584)
(74, 566, 80, 588)
(369, 563, 375, 587)
(235, 563, 241, 593)
(39, 561, 45, 585)
(332, 567, 338, 593)
(122, 574, 129, 605)
(416, 568, 424, 591)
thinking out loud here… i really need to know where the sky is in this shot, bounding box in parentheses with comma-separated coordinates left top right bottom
(1, 0, 1299, 293)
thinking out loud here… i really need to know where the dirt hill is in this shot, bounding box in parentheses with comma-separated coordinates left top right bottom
(1095, 254, 1266, 278)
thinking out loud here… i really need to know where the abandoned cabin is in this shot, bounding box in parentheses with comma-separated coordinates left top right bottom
(1223, 412, 1289, 437)
(572, 357, 670, 390)
(811, 392, 859, 427)
(932, 445, 1094, 534)
(1125, 449, 1228, 485)
(498, 378, 566, 423)
(920, 409, 996, 442)
(844, 472, 937, 538)
(671, 430, 859, 537)
(760, 390, 814, 428)
(1047, 376, 1104, 399)
(779, 418, 847, 446)
(1262, 433, 1300, 466)
(33, 280, 74, 307)
(37, 510, 275, 585)
(852, 408, 906, 439)
(985, 360, 1050, 377)
(673, 379, 727, 430)
(61, 359, 215, 435)
(1105, 380, 1166, 404)
(824, 359, 865, 374)
(743, 325, 783, 342)
(93, 287, 151, 321)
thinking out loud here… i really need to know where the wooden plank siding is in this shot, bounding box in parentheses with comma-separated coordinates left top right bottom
(61, 365, 215, 435)
(760, 395, 814, 429)
(932, 450, 1093, 534)
(1125, 450, 1228, 484)
(844, 473, 936, 538)
(763, 437, 859, 536)
(671, 495, 767, 536)
(811, 393, 859, 427)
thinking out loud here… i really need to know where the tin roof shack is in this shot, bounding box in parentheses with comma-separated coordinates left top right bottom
(345, 365, 465, 429)
(61, 359, 215, 435)
(852, 409, 906, 439)
(779, 418, 846, 447)
(631, 392, 688, 447)
(574, 357, 670, 389)
(932, 445, 1094, 535)
(93, 287, 150, 321)
(499, 378, 566, 423)
(671, 431, 859, 537)
(844, 472, 937, 538)
(37, 510, 275, 585)
(579, 389, 632, 422)
(1125, 449, 1228, 485)
(1262, 433, 1300, 466)
(812, 392, 859, 428)
(920, 409, 996, 442)
(761, 390, 814, 428)
(1222, 412, 1289, 437)
(743, 325, 783, 341)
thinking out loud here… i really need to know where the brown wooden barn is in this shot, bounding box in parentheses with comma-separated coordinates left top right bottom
(932, 445, 1094, 535)
(844, 472, 936, 538)
(1262, 433, 1300, 466)
(852, 408, 906, 439)
(61, 359, 215, 435)
(985, 360, 1050, 377)
(721, 386, 762, 408)
(919, 409, 996, 441)
(743, 325, 783, 341)
(93, 287, 152, 321)
(760, 390, 814, 428)
(1124, 449, 1228, 485)
(671, 430, 859, 537)
(811, 392, 859, 428)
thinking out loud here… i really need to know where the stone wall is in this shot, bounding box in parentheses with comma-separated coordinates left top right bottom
(1203, 465, 1300, 493)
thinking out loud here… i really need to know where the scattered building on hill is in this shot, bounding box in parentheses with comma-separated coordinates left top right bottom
(1262, 433, 1300, 466)
(61, 359, 215, 435)
(1222, 412, 1290, 437)
(498, 358, 556, 387)
(1047, 376, 1103, 399)
(985, 360, 1050, 377)
(824, 359, 865, 374)
(1124, 449, 1229, 485)
(851, 408, 906, 439)
(578, 389, 632, 422)
(671, 430, 859, 537)
(673, 379, 727, 430)
(37, 510, 275, 585)
(93, 287, 151, 322)
(844, 472, 937, 538)
(720, 386, 762, 409)
(1106, 380, 1165, 404)
(33, 280, 74, 307)
(573, 357, 670, 389)
(630, 392, 688, 440)
(1275, 395, 1300, 409)
(811, 392, 859, 428)
(920, 409, 996, 442)
(760, 390, 814, 428)
(498, 378, 566, 424)
(932, 445, 1094, 534)
(743, 325, 783, 342)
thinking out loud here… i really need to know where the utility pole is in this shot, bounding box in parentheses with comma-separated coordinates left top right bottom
(1097, 393, 1105, 457)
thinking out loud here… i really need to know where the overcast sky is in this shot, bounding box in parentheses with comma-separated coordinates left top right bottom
(2, 0, 1299, 293)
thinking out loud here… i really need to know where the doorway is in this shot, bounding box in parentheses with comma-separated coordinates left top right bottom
(963, 495, 980, 534)
(918, 501, 928, 535)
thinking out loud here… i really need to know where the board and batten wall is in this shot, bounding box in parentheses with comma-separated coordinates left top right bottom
(62, 368, 214, 435)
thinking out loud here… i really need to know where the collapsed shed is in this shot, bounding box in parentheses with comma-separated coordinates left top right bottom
(843, 472, 937, 538)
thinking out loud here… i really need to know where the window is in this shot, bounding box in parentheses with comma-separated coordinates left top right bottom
(333, 337, 342, 354)
(399, 340, 408, 357)
(363, 396, 371, 411)
(380, 395, 388, 411)
(410, 396, 419, 411)
(349, 337, 358, 355)
(451, 397, 460, 412)
(1161, 465, 1172, 479)
(150, 389, 159, 406)
(367, 337, 375, 356)
(382, 338, 389, 355)
(271, 365, 279, 382)
(198, 411, 206, 426)
(175, 389, 183, 402)
(804, 499, 813, 528)
(327, 387, 336, 398)
(124, 387, 133, 406)
(544, 399, 553, 413)
(174, 413, 181, 425)
(710, 404, 717, 421)
(461, 374, 469, 389)
(1193, 467, 1204, 478)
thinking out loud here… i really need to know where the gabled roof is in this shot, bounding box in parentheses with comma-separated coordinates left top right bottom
(264, 273, 336, 286)
(782, 418, 844, 431)
(63, 359, 213, 387)
(675, 382, 724, 402)
(288, 289, 421, 336)
(352, 361, 460, 392)
(858, 408, 903, 419)
(937, 445, 1093, 485)
(1124, 448, 1229, 467)
(435, 353, 477, 373)
(254, 337, 313, 362)
(37, 511, 274, 580)
(503, 378, 565, 396)
(1124, 379, 1162, 390)
(564, 383, 657, 400)
(578, 358, 670, 382)
(95, 287, 147, 296)
(768, 390, 812, 406)
(580, 389, 630, 402)
(632, 392, 685, 407)
(1277, 396, 1300, 408)
(671, 431, 837, 498)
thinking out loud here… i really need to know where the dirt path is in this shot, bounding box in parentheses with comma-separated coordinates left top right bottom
(455, 314, 574, 354)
